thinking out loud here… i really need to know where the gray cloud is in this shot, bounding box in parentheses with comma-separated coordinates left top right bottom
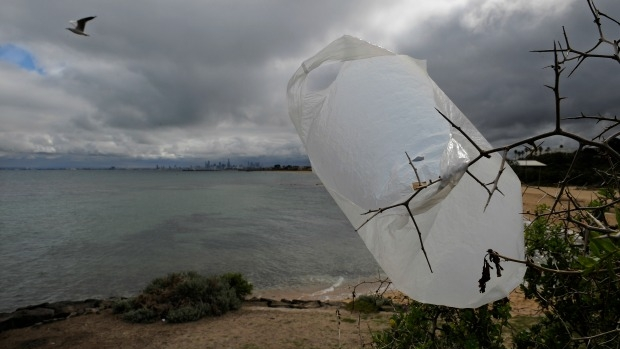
(393, 0, 620, 145)
(0, 0, 619, 167)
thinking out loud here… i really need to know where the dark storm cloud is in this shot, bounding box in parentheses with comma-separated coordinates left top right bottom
(0, 0, 619, 167)
(393, 0, 620, 146)
(43, 1, 381, 132)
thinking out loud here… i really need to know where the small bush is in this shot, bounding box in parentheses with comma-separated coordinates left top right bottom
(166, 304, 209, 323)
(221, 272, 254, 299)
(112, 298, 134, 314)
(373, 299, 511, 349)
(344, 295, 386, 313)
(122, 308, 158, 323)
(114, 271, 252, 324)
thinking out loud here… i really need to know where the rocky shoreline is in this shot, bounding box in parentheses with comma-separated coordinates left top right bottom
(0, 297, 347, 333)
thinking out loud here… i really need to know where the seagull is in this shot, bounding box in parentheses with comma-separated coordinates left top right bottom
(66, 16, 96, 36)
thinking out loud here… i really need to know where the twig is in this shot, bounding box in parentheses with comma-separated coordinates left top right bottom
(356, 154, 442, 272)
(571, 327, 620, 342)
(405, 151, 422, 184)
(489, 250, 582, 275)
(434, 108, 490, 158)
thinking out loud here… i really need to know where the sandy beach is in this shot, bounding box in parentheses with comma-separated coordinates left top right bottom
(0, 304, 389, 349)
(0, 186, 598, 349)
(521, 185, 600, 216)
(0, 290, 540, 349)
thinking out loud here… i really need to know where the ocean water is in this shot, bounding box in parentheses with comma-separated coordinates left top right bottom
(0, 170, 383, 313)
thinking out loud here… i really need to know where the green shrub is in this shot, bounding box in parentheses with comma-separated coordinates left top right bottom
(112, 298, 134, 314)
(197, 276, 239, 316)
(121, 308, 158, 323)
(166, 304, 209, 323)
(221, 272, 254, 299)
(344, 295, 386, 313)
(114, 271, 252, 324)
(513, 209, 620, 349)
(373, 299, 511, 349)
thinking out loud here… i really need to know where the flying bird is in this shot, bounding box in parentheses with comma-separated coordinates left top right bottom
(66, 16, 96, 36)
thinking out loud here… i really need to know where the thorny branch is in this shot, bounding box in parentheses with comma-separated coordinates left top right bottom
(356, 170, 438, 273)
(349, 274, 393, 305)
(476, 0, 620, 261)
(487, 250, 582, 276)
(477, 1, 620, 346)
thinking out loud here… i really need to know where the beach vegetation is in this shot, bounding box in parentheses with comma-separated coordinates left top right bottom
(121, 308, 159, 324)
(113, 271, 252, 324)
(373, 1, 620, 347)
(511, 209, 620, 349)
(373, 211, 619, 348)
(111, 298, 135, 314)
(344, 294, 389, 313)
(341, 317, 357, 324)
(221, 272, 254, 299)
(374, 298, 511, 349)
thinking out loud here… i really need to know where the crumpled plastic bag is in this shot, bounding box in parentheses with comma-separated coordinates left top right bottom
(287, 35, 525, 308)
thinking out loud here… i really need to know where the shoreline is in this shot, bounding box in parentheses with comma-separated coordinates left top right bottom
(0, 277, 392, 317)
(0, 295, 351, 333)
(251, 276, 392, 304)
(0, 298, 393, 349)
(0, 283, 539, 335)
(0, 277, 396, 332)
(0, 274, 386, 314)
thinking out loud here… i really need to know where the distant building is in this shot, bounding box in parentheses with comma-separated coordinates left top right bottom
(514, 160, 546, 185)
(514, 160, 546, 167)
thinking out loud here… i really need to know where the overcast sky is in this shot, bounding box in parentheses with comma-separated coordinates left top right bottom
(1, 0, 619, 168)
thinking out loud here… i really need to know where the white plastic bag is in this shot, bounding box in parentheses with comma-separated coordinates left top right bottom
(287, 36, 525, 308)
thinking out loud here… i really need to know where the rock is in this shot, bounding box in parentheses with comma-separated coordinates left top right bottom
(0, 307, 55, 332)
(292, 300, 322, 309)
(0, 298, 110, 332)
(244, 299, 270, 308)
(320, 301, 345, 308)
(290, 299, 313, 304)
(267, 300, 293, 308)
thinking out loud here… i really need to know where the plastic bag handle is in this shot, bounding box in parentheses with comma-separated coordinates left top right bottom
(287, 36, 395, 135)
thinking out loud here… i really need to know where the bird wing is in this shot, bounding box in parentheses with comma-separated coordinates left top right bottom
(76, 16, 96, 30)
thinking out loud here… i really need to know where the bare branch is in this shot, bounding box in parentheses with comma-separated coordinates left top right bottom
(405, 151, 423, 184)
(490, 250, 582, 275)
(356, 157, 440, 273)
(434, 108, 490, 158)
(571, 328, 620, 342)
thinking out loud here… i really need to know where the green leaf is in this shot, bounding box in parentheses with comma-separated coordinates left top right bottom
(592, 237, 618, 254)
(589, 239, 601, 256)
(577, 255, 597, 269)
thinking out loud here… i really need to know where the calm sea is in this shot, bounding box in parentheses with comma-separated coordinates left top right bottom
(0, 170, 383, 312)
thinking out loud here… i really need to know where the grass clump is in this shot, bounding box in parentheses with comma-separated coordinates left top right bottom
(113, 271, 252, 324)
